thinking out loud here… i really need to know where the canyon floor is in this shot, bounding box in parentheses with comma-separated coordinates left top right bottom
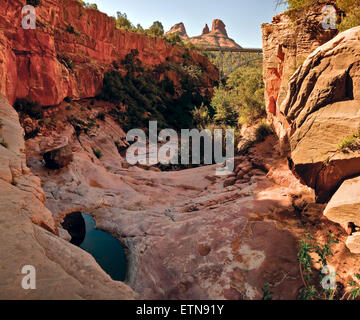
(10, 99, 357, 300)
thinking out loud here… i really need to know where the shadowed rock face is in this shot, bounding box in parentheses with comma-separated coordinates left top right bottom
(44, 144, 73, 169)
(61, 212, 86, 246)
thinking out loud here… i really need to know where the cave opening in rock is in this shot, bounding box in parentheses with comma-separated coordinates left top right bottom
(61, 212, 127, 282)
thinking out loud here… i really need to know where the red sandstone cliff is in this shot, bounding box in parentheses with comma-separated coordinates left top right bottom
(0, 0, 217, 106)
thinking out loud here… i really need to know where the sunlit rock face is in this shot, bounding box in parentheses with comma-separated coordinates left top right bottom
(0, 0, 217, 106)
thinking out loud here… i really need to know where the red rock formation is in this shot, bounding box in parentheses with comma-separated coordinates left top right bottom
(0, 0, 217, 106)
(202, 24, 210, 35)
(165, 22, 189, 39)
(187, 19, 242, 49)
(211, 19, 228, 36)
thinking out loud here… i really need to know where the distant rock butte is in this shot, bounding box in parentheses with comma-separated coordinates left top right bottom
(165, 22, 189, 39)
(211, 19, 228, 37)
(202, 24, 210, 35)
(167, 19, 242, 49)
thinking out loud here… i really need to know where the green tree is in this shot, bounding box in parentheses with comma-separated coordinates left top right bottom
(147, 21, 165, 37)
(337, 0, 360, 31)
(116, 12, 133, 30)
(277, 0, 360, 31)
(211, 85, 239, 127)
(192, 103, 211, 130)
(211, 65, 265, 127)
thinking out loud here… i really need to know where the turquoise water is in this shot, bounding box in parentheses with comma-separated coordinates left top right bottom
(78, 213, 127, 281)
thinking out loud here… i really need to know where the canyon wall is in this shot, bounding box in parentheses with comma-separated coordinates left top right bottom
(261, 2, 338, 150)
(0, 0, 217, 106)
(262, 4, 360, 252)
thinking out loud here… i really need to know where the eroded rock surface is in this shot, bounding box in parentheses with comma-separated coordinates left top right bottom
(22, 94, 360, 299)
(0, 94, 136, 299)
(263, 8, 360, 252)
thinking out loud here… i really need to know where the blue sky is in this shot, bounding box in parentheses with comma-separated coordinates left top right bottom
(91, 0, 287, 48)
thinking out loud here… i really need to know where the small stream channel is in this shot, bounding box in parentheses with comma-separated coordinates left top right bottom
(62, 212, 127, 281)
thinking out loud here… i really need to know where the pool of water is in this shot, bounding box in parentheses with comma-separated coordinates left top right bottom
(62, 212, 127, 282)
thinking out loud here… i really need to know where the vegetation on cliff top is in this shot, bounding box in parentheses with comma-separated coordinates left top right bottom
(114, 12, 201, 51)
(278, 0, 360, 31)
(76, 0, 98, 10)
(115, 12, 165, 37)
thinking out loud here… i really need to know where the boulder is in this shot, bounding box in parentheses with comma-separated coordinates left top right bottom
(324, 176, 360, 230)
(224, 176, 236, 187)
(346, 233, 360, 254)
